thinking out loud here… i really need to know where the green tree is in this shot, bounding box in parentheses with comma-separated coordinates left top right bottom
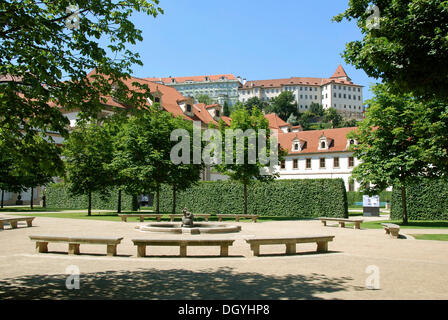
(286, 113, 300, 126)
(348, 84, 432, 225)
(268, 91, 298, 121)
(196, 94, 214, 105)
(333, 0, 448, 102)
(309, 103, 324, 117)
(324, 108, 344, 128)
(244, 97, 269, 113)
(215, 106, 285, 215)
(0, 0, 163, 170)
(166, 117, 203, 214)
(63, 122, 114, 216)
(299, 111, 314, 131)
(113, 106, 192, 214)
(223, 101, 231, 117)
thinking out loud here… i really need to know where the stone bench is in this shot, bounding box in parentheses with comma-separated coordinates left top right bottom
(319, 217, 363, 229)
(245, 235, 335, 256)
(216, 214, 259, 223)
(132, 238, 235, 257)
(382, 223, 400, 238)
(169, 214, 210, 222)
(118, 214, 163, 222)
(29, 235, 123, 256)
(0, 217, 35, 229)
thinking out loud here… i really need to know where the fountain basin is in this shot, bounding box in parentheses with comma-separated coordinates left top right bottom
(136, 222, 241, 235)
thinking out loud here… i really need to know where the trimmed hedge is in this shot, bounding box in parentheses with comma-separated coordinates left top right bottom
(391, 178, 448, 221)
(346, 191, 392, 206)
(45, 183, 133, 211)
(159, 179, 348, 218)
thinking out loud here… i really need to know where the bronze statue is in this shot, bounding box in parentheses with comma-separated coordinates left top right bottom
(181, 207, 194, 228)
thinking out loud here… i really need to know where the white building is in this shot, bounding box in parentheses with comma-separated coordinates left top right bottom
(239, 65, 364, 120)
(145, 74, 240, 106)
(275, 127, 361, 191)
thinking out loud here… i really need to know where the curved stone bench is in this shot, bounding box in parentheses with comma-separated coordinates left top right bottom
(0, 217, 35, 229)
(216, 214, 259, 223)
(245, 235, 335, 256)
(319, 217, 363, 229)
(118, 214, 163, 222)
(132, 238, 235, 257)
(29, 235, 123, 256)
(381, 223, 400, 239)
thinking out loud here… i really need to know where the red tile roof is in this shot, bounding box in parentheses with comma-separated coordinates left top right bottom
(264, 113, 290, 129)
(330, 64, 350, 79)
(278, 127, 357, 155)
(145, 74, 237, 84)
(241, 65, 361, 89)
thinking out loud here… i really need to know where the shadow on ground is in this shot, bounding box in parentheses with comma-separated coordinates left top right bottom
(0, 266, 363, 300)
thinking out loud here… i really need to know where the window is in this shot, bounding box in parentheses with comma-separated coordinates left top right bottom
(315, 95, 317, 100)
(334, 157, 340, 168)
(186, 104, 192, 112)
(306, 158, 311, 169)
(321, 141, 326, 149)
(293, 159, 298, 169)
(320, 158, 326, 168)
(280, 160, 285, 169)
(339, 93, 341, 98)
(348, 157, 354, 167)
(215, 110, 220, 117)
(154, 97, 160, 103)
(294, 143, 299, 151)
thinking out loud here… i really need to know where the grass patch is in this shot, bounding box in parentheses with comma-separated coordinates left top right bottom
(360, 220, 448, 230)
(410, 234, 448, 241)
(0, 207, 72, 212)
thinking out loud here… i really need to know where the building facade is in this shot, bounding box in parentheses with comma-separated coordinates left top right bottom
(239, 65, 364, 120)
(145, 74, 240, 107)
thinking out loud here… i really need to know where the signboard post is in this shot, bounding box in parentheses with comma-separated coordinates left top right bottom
(363, 195, 380, 217)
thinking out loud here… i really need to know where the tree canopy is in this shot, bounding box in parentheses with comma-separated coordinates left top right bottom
(0, 0, 162, 168)
(334, 0, 448, 102)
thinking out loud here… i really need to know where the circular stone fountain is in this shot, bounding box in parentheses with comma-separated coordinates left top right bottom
(136, 208, 241, 235)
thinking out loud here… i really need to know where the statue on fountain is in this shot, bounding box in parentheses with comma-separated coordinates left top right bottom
(181, 207, 194, 228)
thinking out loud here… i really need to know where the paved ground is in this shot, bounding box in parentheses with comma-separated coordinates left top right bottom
(0, 213, 447, 300)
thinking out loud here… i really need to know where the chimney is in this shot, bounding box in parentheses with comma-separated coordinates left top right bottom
(237, 76, 242, 83)
(242, 78, 247, 85)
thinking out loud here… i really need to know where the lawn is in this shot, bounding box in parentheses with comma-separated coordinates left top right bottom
(360, 220, 448, 229)
(410, 234, 448, 241)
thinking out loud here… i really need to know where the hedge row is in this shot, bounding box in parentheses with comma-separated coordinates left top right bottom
(391, 178, 448, 221)
(346, 191, 392, 206)
(45, 183, 133, 211)
(159, 179, 348, 218)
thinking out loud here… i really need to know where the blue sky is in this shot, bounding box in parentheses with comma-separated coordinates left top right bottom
(126, 0, 379, 100)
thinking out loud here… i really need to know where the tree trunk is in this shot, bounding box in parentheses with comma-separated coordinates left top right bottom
(30, 187, 34, 210)
(243, 181, 248, 215)
(401, 184, 408, 225)
(172, 185, 176, 214)
(88, 191, 92, 216)
(1, 189, 4, 208)
(156, 184, 160, 214)
(117, 189, 122, 213)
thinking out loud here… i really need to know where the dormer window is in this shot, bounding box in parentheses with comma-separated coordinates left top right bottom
(186, 104, 192, 112)
(215, 110, 220, 117)
(321, 141, 326, 149)
(171, 78, 176, 83)
(294, 143, 299, 151)
(154, 97, 160, 103)
(205, 76, 209, 81)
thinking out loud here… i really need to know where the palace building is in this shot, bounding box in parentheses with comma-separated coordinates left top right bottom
(239, 65, 364, 120)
